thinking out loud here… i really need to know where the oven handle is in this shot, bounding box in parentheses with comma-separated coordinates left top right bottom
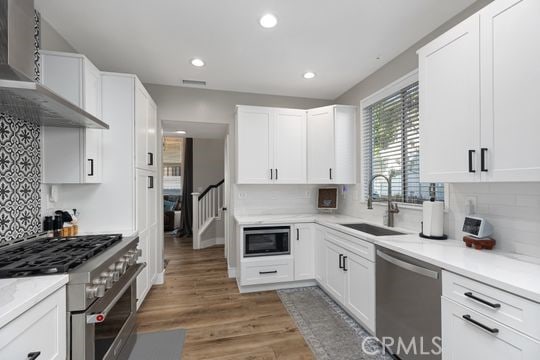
(86, 263, 146, 324)
(377, 250, 439, 280)
(244, 229, 290, 235)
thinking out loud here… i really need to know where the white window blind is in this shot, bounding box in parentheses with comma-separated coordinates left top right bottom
(363, 80, 444, 204)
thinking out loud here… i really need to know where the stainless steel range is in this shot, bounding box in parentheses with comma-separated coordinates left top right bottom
(0, 233, 144, 360)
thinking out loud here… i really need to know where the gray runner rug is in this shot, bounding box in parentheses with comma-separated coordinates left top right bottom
(127, 328, 186, 360)
(278, 287, 391, 360)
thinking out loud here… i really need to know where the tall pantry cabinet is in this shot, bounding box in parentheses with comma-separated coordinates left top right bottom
(101, 73, 159, 309)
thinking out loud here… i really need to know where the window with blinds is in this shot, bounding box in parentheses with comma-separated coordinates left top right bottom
(363, 80, 444, 205)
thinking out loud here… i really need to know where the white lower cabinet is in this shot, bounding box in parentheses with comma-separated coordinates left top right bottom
(324, 239, 347, 303)
(240, 257, 294, 286)
(313, 226, 326, 284)
(344, 252, 375, 332)
(0, 287, 66, 359)
(293, 224, 315, 281)
(442, 298, 540, 360)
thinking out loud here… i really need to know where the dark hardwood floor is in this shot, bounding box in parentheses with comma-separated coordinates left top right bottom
(135, 234, 314, 359)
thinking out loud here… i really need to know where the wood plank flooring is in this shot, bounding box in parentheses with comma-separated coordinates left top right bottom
(135, 235, 314, 360)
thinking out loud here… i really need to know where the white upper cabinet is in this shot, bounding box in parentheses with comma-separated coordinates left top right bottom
(418, 15, 481, 183)
(236, 106, 306, 184)
(135, 81, 158, 171)
(40, 51, 104, 184)
(419, 0, 540, 183)
(307, 105, 356, 184)
(480, 0, 540, 182)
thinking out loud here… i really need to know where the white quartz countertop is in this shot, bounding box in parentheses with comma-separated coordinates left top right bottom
(234, 213, 540, 303)
(0, 275, 68, 328)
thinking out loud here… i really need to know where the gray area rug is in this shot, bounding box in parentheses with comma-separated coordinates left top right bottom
(127, 329, 186, 360)
(278, 287, 391, 360)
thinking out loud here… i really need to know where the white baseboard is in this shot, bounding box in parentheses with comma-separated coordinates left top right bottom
(200, 237, 224, 249)
(227, 267, 236, 278)
(237, 279, 317, 293)
(153, 270, 165, 285)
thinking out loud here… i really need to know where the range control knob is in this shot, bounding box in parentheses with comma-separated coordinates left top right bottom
(124, 252, 137, 266)
(98, 272, 115, 288)
(114, 259, 128, 274)
(86, 284, 106, 299)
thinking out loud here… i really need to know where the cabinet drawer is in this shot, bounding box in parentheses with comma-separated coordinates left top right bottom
(0, 287, 66, 360)
(241, 258, 293, 286)
(443, 271, 540, 340)
(324, 227, 375, 262)
(442, 298, 540, 360)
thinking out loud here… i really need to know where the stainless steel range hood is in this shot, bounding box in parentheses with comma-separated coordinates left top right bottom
(0, 0, 109, 129)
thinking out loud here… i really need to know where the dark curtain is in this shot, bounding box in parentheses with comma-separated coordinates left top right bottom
(178, 138, 193, 237)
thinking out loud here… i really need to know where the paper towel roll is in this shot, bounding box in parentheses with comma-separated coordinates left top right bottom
(423, 201, 444, 237)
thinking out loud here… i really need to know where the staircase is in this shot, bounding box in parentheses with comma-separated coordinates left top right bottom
(191, 179, 225, 249)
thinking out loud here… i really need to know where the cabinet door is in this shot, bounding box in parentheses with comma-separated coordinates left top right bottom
(236, 107, 272, 184)
(480, 0, 540, 182)
(307, 107, 335, 183)
(147, 101, 158, 170)
(273, 109, 307, 184)
(136, 230, 150, 309)
(344, 252, 375, 332)
(313, 226, 326, 284)
(135, 86, 149, 170)
(136, 171, 148, 232)
(324, 240, 346, 303)
(334, 106, 357, 184)
(442, 298, 540, 360)
(293, 224, 314, 280)
(418, 15, 481, 183)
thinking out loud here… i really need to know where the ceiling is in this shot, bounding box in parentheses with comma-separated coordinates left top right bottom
(36, 0, 476, 100)
(162, 120, 228, 139)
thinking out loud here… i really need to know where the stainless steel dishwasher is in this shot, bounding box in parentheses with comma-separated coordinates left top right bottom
(376, 247, 442, 360)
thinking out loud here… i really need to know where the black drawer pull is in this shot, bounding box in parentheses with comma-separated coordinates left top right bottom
(275, 168, 278, 180)
(464, 292, 501, 309)
(480, 148, 488, 172)
(88, 159, 94, 176)
(343, 256, 348, 271)
(148, 176, 154, 189)
(462, 314, 499, 334)
(148, 152, 154, 166)
(339, 254, 343, 269)
(468, 150, 476, 173)
(329, 168, 333, 180)
(296, 228, 299, 240)
(28, 352, 41, 360)
(259, 270, 277, 275)
(270, 169, 273, 180)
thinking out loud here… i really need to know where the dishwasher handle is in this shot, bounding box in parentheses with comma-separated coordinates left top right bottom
(377, 250, 439, 280)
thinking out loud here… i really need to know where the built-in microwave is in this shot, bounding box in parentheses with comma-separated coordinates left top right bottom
(244, 226, 290, 257)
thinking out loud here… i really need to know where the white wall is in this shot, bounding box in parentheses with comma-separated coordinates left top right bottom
(40, 18, 77, 53)
(193, 138, 225, 192)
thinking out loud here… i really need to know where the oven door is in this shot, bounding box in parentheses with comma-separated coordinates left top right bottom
(244, 226, 290, 257)
(71, 263, 145, 360)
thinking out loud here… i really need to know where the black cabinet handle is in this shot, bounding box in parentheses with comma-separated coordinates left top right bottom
(339, 254, 343, 269)
(462, 314, 499, 334)
(27, 352, 41, 360)
(480, 148, 488, 172)
(464, 292, 501, 309)
(296, 228, 299, 240)
(88, 159, 94, 176)
(343, 256, 348, 271)
(259, 270, 277, 275)
(275, 168, 278, 180)
(329, 168, 333, 180)
(148, 176, 154, 189)
(468, 150, 476, 173)
(148, 152, 154, 166)
(270, 169, 273, 180)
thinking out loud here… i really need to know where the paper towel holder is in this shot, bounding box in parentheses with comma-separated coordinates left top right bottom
(419, 221, 448, 240)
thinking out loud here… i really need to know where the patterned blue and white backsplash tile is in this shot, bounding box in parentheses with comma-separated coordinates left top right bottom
(0, 113, 41, 244)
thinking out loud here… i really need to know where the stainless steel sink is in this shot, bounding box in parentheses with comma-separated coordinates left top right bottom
(339, 223, 405, 236)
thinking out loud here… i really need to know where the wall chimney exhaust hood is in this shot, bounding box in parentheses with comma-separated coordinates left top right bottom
(0, 0, 109, 129)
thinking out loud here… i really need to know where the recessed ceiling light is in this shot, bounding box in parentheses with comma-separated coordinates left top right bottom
(175, 130, 186, 134)
(303, 72, 316, 79)
(191, 58, 205, 67)
(259, 14, 277, 28)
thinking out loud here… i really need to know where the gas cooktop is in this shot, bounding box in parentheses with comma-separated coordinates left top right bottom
(0, 234, 122, 278)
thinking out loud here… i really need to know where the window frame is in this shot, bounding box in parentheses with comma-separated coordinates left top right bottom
(359, 69, 448, 209)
